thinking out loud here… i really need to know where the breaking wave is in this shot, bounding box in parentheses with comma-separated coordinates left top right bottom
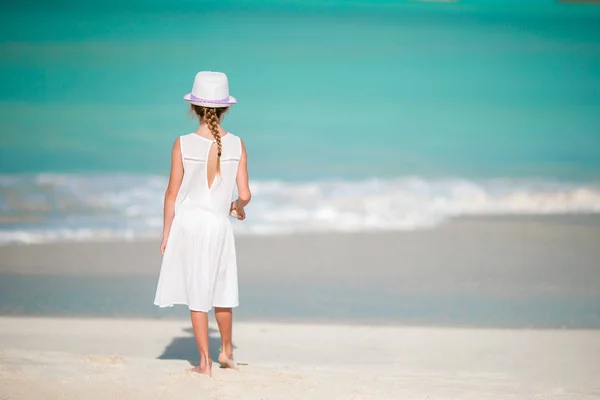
(1, 173, 599, 244)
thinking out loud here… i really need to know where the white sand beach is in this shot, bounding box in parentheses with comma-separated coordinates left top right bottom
(1, 216, 600, 398)
(1, 317, 599, 400)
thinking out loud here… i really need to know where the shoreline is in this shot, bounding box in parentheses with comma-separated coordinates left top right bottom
(1, 212, 599, 248)
(1, 214, 599, 329)
(1, 313, 600, 332)
(2, 213, 599, 274)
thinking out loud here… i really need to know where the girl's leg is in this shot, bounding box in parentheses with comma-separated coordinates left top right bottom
(190, 310, 212, 375)
(214, 307, 237, 368)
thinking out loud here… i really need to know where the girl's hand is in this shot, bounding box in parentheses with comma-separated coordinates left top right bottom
(230, 201, 246, 221)
(160, 235, 168, 254)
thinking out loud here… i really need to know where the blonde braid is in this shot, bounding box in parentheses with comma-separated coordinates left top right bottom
(204, 107, 222, 174)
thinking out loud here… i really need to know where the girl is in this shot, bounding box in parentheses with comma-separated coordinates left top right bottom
(154, 71, 251, 376)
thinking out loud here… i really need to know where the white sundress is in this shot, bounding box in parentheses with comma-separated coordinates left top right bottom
(154, 132, 242, 312)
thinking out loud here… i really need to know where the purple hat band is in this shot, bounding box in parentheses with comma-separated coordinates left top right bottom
(185, 93, 236, 104)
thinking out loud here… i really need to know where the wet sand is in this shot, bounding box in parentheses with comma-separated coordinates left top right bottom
(0, 215, 599, 327)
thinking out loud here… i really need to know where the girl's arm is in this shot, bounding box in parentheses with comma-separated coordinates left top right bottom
(161, 138, 184, 253)
(233, 140, 251, 216)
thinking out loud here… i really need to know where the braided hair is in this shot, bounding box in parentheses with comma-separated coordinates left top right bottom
(192, 105, 228, 174)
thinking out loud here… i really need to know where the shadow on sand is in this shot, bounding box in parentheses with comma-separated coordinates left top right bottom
(157, 326, 237, 366)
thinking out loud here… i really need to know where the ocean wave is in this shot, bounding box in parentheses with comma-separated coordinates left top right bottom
(1, 173, 599, 244)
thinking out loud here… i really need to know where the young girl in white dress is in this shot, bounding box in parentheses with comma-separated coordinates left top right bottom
(154, 71, 251, 376)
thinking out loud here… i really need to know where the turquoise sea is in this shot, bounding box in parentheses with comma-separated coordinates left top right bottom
(1, 0, 600, 243)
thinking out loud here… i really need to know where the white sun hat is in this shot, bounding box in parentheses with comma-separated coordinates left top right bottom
(183, 71, 237, 108)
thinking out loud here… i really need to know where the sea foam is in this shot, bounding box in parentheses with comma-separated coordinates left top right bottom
(0, 173, 599, 244)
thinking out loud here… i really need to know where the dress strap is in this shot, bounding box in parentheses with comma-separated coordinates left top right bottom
(180, 135, 185, 161)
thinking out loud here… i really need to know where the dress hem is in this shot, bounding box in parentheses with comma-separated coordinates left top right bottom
(154, 301, 239, 313)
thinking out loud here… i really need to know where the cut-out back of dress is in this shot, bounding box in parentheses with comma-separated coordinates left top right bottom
(175, 133, 242, 217)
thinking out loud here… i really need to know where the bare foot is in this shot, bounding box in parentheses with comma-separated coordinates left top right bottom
(190, 360, 212, 376)
(218, 352, 238, 369)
